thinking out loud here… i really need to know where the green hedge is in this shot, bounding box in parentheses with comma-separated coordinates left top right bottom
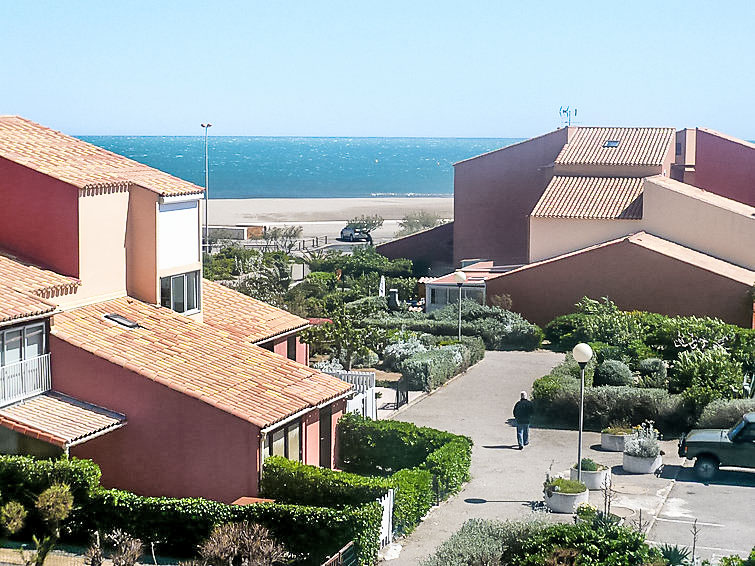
(338, 414, 473, 534)
(696, 399, 755, 429)
(0, 456, 381, 566)
(260, 456, 392, 506)
(399, 340, 485, 392)
(533, 382, 694, 435)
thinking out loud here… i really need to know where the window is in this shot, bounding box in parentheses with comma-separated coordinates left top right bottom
(603, 140, 620, 148)
(287, 337, 297, 361)
(1, 323, 46, 366)
(263, 420, 302, 462)
(675, 142, 682, 155)
(160, 271, 200, 314)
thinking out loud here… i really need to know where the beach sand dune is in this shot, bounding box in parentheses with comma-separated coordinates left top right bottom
(208, 197, 453, 241)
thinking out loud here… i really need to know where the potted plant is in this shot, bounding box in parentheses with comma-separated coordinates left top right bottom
(570, 458, 610, 490)
(543, 475, 588, 514)
(622, 421, 662, 474)
(601, 425, 633, 452)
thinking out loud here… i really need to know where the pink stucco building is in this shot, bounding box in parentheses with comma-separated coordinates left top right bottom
(0, 117, 352, 502)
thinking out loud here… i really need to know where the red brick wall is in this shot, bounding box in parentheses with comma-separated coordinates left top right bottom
(52, 337, 260, 503)
(486, 239, 754, 328)
(453, 129, 569, 265)
(692, 130, 755, 207)
(0, 159, 79, 277)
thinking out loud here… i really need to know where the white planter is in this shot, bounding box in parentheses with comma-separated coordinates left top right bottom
(544, 489, 589, 514)
(601, 433, 630, 452)
(622, 453, 662, 474)
(570, 467, 610, 490)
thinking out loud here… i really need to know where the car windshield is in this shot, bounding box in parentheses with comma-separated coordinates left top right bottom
(727, 418, 746, 441)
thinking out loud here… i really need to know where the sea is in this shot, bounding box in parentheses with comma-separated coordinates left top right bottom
(80, 136, 520, 199)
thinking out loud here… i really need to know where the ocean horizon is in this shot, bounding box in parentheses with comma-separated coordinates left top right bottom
(80, 136, 520, 199)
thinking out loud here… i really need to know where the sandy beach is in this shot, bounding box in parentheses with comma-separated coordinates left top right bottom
(208, 197, 454, 241)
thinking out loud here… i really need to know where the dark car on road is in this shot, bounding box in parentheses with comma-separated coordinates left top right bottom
(678, 412, 755, 480)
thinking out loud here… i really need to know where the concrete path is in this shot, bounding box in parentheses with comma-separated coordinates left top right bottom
(384, 351, 687, 565)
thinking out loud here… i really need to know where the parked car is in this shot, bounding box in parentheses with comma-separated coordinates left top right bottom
(678, 412, 755, 480)
(340, 225, 370, 242)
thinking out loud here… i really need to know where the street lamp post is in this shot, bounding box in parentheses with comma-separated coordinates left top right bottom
(572, 343, 593, 483)
(452, 270, 467, 341)
(201, 123, 212, 254)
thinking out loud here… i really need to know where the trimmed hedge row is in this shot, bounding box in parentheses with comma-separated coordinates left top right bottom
(696, 398, 755, 428)
(0, 456, 381, 566)
(400, 339, 485, 391)
(260, 456, 392, 506)
(338, 413, 472, 534)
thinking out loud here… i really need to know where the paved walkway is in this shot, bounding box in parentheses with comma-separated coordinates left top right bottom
(384, 351, 685, 565)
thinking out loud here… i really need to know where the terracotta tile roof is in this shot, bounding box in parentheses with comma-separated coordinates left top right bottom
(556, 127, 675, 166)
(488, 232, 755, 286)
(51, 297, 351, 428)
(0, 251, 79, 323)
(202, 279, 309, 343)
(531, 176, 645, 219)
(0, 391, 126, 449)
(429, 261, 499, 284)
(0, 116, 203, 197)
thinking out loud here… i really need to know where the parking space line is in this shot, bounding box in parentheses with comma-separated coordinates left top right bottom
(648, 541, 750, 554)
(654, 517, 724, 528)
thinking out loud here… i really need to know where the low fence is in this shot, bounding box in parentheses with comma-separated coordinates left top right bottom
(326, 370, 376, 420)
(321, 541, 357, 566)
(0, 353, 51, 407)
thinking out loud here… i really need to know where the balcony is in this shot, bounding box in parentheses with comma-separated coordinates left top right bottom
(0, 354, 51, 407)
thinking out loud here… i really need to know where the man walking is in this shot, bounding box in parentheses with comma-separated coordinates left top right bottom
(513, 391, 534, 450)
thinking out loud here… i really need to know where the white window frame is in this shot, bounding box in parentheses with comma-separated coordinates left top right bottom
(160, 271, 200, 315)
(263, 420, 302, 462)
(1, 322, 47, 367)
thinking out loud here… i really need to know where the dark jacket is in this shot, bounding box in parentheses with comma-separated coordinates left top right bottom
(513, 399, 534, 424)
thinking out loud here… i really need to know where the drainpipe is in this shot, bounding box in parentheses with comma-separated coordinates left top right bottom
(258, 430, 267, 489)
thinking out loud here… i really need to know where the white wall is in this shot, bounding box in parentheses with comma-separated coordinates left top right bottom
(158, 201, 200, 271)
(528, 217, 641, 262)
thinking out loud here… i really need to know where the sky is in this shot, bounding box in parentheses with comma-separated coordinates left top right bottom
(2, 1, 754, 138)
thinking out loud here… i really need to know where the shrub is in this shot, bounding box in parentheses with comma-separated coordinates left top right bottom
(423, 439, 472, 498)
(696, 399, 755, 429)
(602, 426, 633, 435)
(349, 348, 379, 369)
(594, 360, 634, 386)
(573, 458, 605, 472)
(344, 295, 389, 318)
(624, 422, 660, 459)
(312, 359, 344, 373)
(383, 338, 427, 371)
(636, 358, 668, 389)
(535, 385, 693, 435)
(260, 457, 392, 507)
(399, 347, 461, 391)
(673, 347, 745, 412)
(532, 373, 576, 404)
(420, 518, 547, 566)
(391, 468, 433, 535)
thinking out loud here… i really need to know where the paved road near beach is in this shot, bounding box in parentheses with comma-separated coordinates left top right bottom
(384, 351, 746, 565)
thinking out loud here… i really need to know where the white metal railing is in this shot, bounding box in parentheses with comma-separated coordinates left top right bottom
(326, 370, 375, 393)
(326, 370, 377, 420)
(0, 354, 51, 407)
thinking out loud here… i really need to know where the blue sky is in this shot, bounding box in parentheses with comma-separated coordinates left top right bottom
(2, 1, 753, 138)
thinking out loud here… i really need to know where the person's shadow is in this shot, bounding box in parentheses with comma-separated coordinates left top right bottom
(482, 444, 521, 450)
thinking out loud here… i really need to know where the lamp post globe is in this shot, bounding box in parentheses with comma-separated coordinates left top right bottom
(572, 342, 593, 483)
(452, 270, 467, 341)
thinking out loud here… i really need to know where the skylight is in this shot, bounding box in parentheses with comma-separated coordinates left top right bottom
(104, 313, 140, 329)
(603, 140, 620, 148)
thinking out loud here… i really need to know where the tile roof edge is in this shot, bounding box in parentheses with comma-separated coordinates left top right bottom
(696, 128, 755, 151)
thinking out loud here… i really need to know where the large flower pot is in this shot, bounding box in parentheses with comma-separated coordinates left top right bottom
(570, 467, 610, 490)
(601, 433, 630, 452)
(622, 453, 662, 474)
(544, 489, 589, 514)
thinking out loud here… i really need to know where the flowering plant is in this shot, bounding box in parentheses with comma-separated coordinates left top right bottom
(624, 421, 661, 458)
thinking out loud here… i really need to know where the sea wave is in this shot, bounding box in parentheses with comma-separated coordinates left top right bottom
(369, 192, 451, 198)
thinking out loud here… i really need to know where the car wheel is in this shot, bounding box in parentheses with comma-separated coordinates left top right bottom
(694, 456, 719, 481)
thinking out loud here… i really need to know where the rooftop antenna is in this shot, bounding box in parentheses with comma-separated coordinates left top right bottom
(559, 106, 577, 127)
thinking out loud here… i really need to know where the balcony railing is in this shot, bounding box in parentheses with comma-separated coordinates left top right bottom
(0, 354, 51, 407)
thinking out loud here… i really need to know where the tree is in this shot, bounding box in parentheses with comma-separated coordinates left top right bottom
(1, 483, 74, 566)
(347, 214, 383, 244)
(395, 210, 443, 237)
(263, 225, 303, 253)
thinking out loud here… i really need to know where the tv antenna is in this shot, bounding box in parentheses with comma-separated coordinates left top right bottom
(559, 106, 577, 126)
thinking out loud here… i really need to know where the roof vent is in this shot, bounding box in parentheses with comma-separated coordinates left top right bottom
(104, 313, 140, 329)
(603, 140, 620, 148)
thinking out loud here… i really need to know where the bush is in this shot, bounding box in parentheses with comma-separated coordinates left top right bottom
(344, 296, 388, 318)
(623, 422, 661, 459)
(423, 439, 472, 498)
(260, 457, 392, 507)
(696, 399, 755, 429)
(673, 347, 744, 412)
(636, 358, 668, 389)
(399, 347, 461, 391)
(383, 338, 427, 371)
(535, 385, 693, 435)
(594, 360, 634, 386)
(349, 348, 379, 369)
(0, 456, 381, 566)
(543, 477, 586, 496)
(421, 518, 547, 566)
(391, 468, 433, 535)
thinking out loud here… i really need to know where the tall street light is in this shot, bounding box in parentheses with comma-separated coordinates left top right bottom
(201, 123, 212, 254)
(572, 342, 593, 483)
(452, 270, 467, 341)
